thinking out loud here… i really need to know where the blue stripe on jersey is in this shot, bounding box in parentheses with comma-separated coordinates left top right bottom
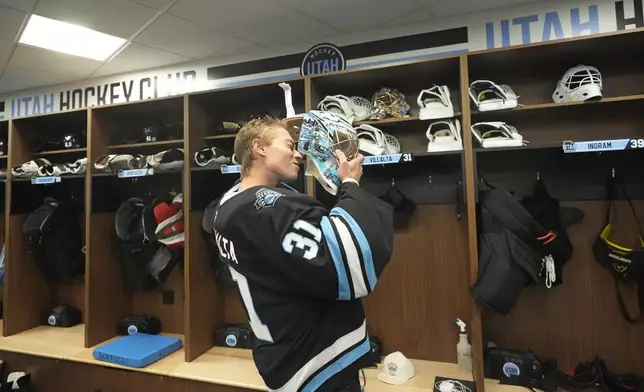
(301, 336, 371, 392)
(330, 208, 376, 291)
(321, 217, 350, 301)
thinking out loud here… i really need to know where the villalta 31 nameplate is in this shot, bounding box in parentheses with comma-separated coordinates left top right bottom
(362, 153, 413, 166)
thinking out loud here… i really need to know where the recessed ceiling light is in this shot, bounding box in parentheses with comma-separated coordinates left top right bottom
(19, 14, 128, 61)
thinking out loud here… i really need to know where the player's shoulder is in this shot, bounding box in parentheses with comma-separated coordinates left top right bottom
(218, 183, 313, 213)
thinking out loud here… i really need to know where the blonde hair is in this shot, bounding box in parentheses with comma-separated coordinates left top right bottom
(234, 117, 288, 176)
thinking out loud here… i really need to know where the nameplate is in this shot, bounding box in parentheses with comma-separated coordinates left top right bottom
(362, 153, 412, 166)
(31, 176, 61, 185)
(562, 139, 644, 153)
(118, 168, 154, 178)
(221, 165, 241, 174)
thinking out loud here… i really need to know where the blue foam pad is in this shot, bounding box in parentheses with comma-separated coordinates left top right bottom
(93, 333, 183, 368)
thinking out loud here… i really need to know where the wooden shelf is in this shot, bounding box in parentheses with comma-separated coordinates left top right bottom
(356, 113, 462, 126)
(169, 347, 479, 392)
(0, 325, 86, 359)
(203, 134, 237, 141)
(32, 147, 87, 156)
(108, 139, 184, 150)
(0, 155, 7, 159)
(472, 94, 644, 116)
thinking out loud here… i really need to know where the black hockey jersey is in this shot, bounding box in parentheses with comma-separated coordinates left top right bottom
(212, 181, 394, 392)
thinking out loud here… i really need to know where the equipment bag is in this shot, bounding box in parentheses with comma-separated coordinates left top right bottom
(22, 197, 85, 283)
(114, 198, 160, 291)
(593, 175, 644, 322)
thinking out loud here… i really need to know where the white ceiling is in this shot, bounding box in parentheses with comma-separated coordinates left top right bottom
(0, 0, 541, 95)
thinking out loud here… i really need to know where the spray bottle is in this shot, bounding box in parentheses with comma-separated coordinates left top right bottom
(454, 318, 472, 372)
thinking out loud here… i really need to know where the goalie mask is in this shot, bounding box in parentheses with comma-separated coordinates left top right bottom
(296, 110, 358, 195)
(552, 65, 602, 103)
(417, 85, 454, 120)
(371, 88, 410, 120)
(471, 122, 526, 148)
(469, 80, 518, 112)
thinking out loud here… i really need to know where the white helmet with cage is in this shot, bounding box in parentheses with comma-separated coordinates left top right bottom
(552, 65, 602, 103)
(317, 95, 355, 123)
(417, 85, 454, 120)
(349, 96, 373, 122)
(469, 80, 518, 112)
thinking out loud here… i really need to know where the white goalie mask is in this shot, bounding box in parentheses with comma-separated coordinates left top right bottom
(349, 96, 373, 122)
(355, 124, 400, 156)
(469, 80, 518, 112)
(417, 85, 454, 120)
(296, 110, 359, 195)
(552, 65, 602, 103)
(317, 95, 355, 123)
(471, 122, 526, 148)
(426, 119, 463, 152)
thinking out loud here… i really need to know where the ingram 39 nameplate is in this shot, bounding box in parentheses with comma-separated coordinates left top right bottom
(562, 139, 644, 153)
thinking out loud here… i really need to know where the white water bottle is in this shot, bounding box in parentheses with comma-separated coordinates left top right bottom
(455, 319, 472, 372)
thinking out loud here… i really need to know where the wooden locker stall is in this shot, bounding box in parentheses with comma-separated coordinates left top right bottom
(183, 78, 307, 362)
(2, 109, 88, 354)
(85, 96, 186, 349)
(466, 30, 644, 373)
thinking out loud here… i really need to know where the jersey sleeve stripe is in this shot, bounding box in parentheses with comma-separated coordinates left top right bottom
(320, 216, 351, 301)
(329, 207, 377, 291)
(331, 217, 368, 299)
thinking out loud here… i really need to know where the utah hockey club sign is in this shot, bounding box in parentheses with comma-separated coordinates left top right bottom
(300, 43, 346, 76)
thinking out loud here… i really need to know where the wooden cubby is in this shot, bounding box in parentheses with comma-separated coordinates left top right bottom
(0, 27, 644, 392)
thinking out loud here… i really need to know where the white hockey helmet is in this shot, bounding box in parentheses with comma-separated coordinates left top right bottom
(349, 96, 373, 122)
(552, 65, 602, 103)
(469, 80, 518, 112)
(417, 85, 454, 120)
(426, 119, 463, 152)
(297, 110, 359, 195)
(317, 95, 355, 123)
(471, 122, 526, 148)
(355, 124, 400, 156)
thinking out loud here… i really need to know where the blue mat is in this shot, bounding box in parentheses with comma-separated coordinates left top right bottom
(93, 333, 183, 368)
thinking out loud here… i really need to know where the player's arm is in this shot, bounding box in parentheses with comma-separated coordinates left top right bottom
(267, 180, 394, 301)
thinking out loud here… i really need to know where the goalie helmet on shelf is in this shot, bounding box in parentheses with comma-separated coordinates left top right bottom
(317, 95, 373, 123)
(370, 87, 410, 120)
(295, 110, 358, 196)
(552, 65, 602, 103)
(426, 119, 463, 152)
(417, 85, 454, 120)
(355, 124, 400, 156)
(469, 80, 518, 112)
(471, 122, 527, 148)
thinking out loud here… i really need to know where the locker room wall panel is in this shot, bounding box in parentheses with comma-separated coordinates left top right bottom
(483, 200, 644, 373)
(362, 205, 471, 362)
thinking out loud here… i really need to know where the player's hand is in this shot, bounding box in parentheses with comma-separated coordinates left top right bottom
(336, 150, 363, 184)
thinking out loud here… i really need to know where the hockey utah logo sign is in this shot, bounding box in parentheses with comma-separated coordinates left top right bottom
(300, 43, 346, 76)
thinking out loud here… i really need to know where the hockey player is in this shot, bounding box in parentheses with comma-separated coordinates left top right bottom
(212, 112, 394, 391)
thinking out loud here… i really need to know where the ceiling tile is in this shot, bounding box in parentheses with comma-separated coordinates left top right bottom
(379, 8, 434, 29)
(92, 42, 191, 77)
(168, 0, 287, 38)
(0, 40, 14, 70)
(276, 0, 316, 8)
(211, 39, 263, 58)
(299, 0, 420, 33)
(135, 13, 242, 59)
(130, 0, 175, 9)
(34, 0, 158, 38)
(0, 0, 37, 12)
(0, 6, 27, 42)
(424, 0, 538, 17)
(0, 65, 81, 93)
(9, 44, 102, 79)
(246, 10, 339, 47)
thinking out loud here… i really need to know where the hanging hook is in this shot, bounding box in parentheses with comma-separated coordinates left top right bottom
(536, 170, 540, 181)
(428, 176, 433, 188)
(391, 177, 395, 188)
(612, 167, 615, 178)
